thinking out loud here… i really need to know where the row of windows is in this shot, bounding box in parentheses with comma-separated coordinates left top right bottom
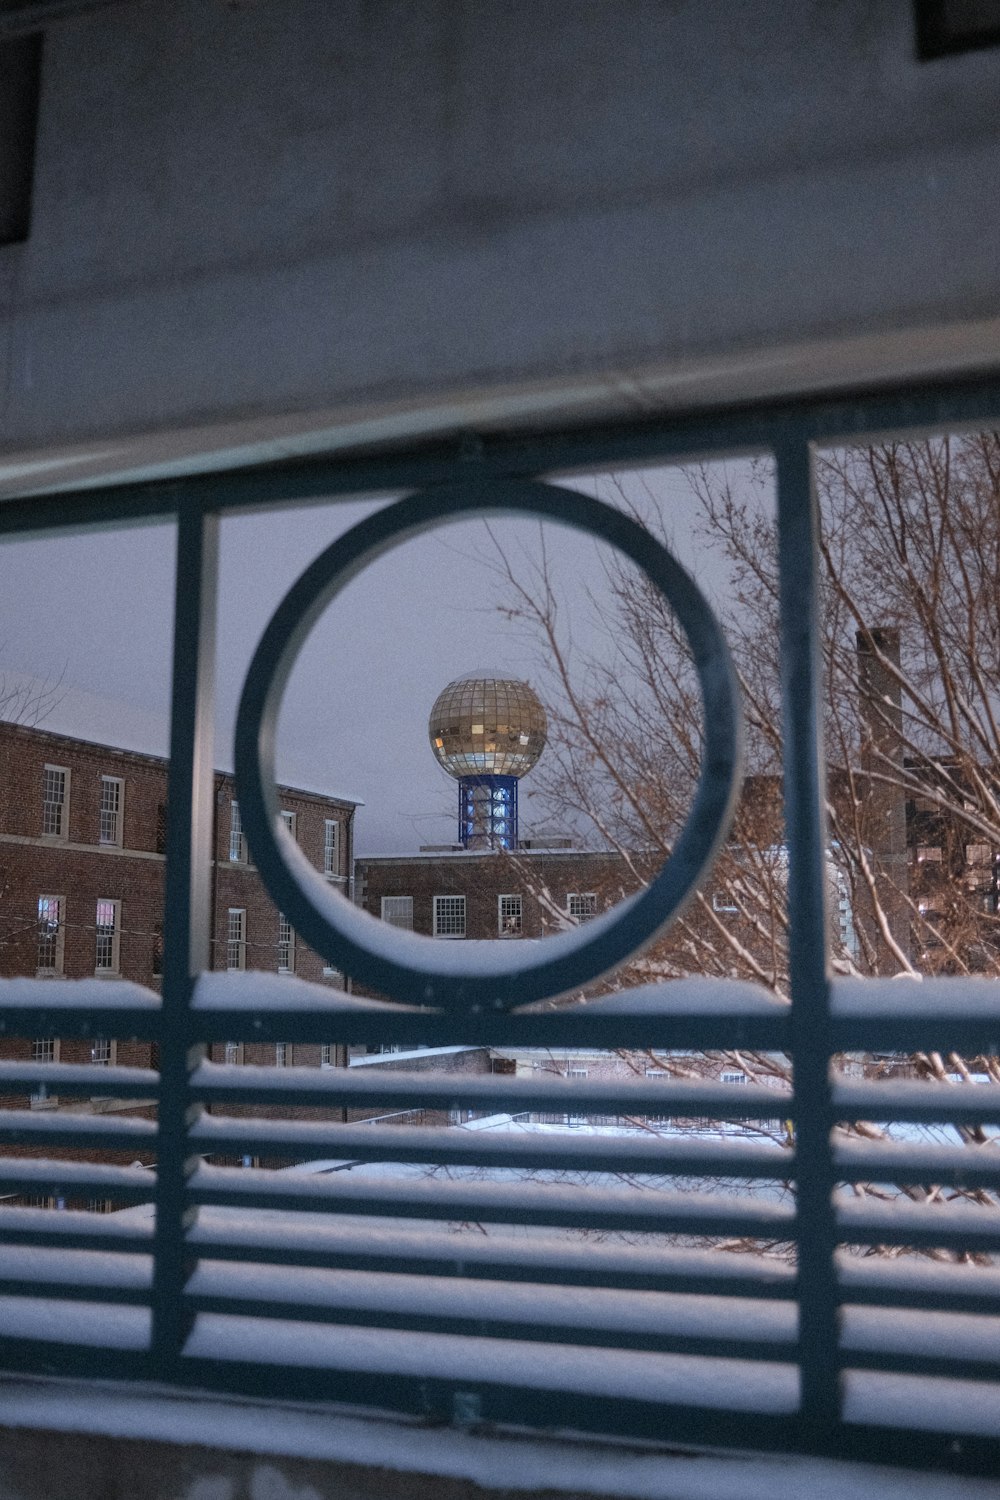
(37, 774, 343, 870)
(30, 1038, 113, 1066)
(36, 894, 120, 975)
(223, 906, 342, 980)
(379, 891, 598, 938)
(41, 766, 125, 846)
(229, 800, 341, 876)
(221, 1042, 336, 1067)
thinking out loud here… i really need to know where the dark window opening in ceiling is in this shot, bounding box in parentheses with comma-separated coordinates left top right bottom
(0, 32, 42, 246)
(915, 0, 1000, 57)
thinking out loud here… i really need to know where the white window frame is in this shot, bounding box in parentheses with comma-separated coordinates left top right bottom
(30, 1036, 58, 1106)
(227, 908, 246, 970)
(433, 894, 466, 938)
(277, 912, 295, 974)
(498, 893, 523, 935)
(275, 1042, 288, 1067)
(95, 898, 121, 974)
(36, 894, 65, 975)
(91, 1038, 116, 1066)
(321, 1044, 334, 1068)
(381, 895, 414, 930)
(323, 818, 340, 878)
(229, 800, 246, 863)
(99, 775, 124, 847)
(722, 1070, 748, 1086)
(223, 1041, 242, 1066)
(567, 892, 597, 923)
(42, 764, 69, 839)
(280, 809, 296, 841)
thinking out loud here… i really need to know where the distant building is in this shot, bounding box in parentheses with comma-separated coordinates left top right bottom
(0, 721, 358, 1187)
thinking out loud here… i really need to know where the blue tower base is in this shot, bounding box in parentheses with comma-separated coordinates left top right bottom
(458, 775, 519, 849)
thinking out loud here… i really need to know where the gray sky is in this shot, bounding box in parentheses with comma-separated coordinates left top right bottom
(0, 464, 757, 853)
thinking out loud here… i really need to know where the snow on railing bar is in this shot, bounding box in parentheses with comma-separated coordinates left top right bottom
(187, 1162, 795, 1238)
(0, 1061, 159, 1098)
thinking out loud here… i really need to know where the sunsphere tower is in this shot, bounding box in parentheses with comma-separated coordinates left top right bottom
(428, 671, 547, 849)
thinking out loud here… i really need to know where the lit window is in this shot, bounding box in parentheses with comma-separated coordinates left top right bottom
(42, 764, 69, 838)
(433, 895, 466, 938)
(91, 1038, 112, 1066)
(229, 800, 246, 863)
(275, 1042, 288, 1067)
(36, 895, 64, 974)
(498, 894, 522, 934)
(227, 908, 246, 970)
(277, 913, 294, 974)
(95, 899, 120, 973)
(567, 893, 597, 923)
(381, 896, 414, 930)
(324, 819, 340, 877)
(99, 775, 124, 846)
(280, 809, 296, 840)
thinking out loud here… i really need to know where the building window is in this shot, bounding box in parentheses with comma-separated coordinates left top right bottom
(42, 764, 69, 838)
(916, 845, 943, 863)
(433, 895, 466, 938)
(275, 1043, 288, 1067)
(567, 893, 597, 923)
(32, 1038, 55, 1064)
(99, 775, 124, 846)
(381, 896, 414, 930)
(567, 1067, 589, 1079)
(277, 913, 294, 974)
(227, 909, 246, 970)
(95, 899, 120, 973)
(229, 800, 246, 863)
(224, 1041, 241, 1066)
(498, 894, 523, 935)
(324, 819, 340, 877)
(36, 895, 64, 974)
(321, 1044, 334, 1068)
(712, 890, 739, 913)
(722, 1070, 748, 1086)
(91, 1038, 113, 1066)
(322, 965, 344, 985)
(280, 809, 296, 840)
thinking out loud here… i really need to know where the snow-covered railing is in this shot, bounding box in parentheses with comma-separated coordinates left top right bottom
(3, 379, 1000, 1477)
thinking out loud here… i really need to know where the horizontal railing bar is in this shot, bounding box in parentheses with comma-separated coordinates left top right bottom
(0, 1204, 154, 1245)
(191, 1116, 793, 1179)
(0, 1062, 159, 1098)
(191, 1010, 791, 1050)
(182, 1261, 796, 1360)
(0, 1280, 150, 1307)
(181, 1312, 801, 1417)
(836, 1196, 1000, 1253)
(0, 1294, 151, 1353)
(833, 1142, 1000, 1191)
(836, 1251, 1000, 1315)
(8, 371, 1000, 530)
(0, 1012, 162, 1042)
(841, 1305, 1000, 1382)
(188, 1213, 797, 1296)
(190, 1060, 793, 1119)
(833, 1081, 1000, 1126)
(188, 1164, 795, 1236)
(0, 1110, 157, 1151)
(0, 1158, 156, 1199)
(0, 1243, 151, 1290)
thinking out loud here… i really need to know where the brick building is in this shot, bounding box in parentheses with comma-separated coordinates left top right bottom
(0, 721, 358, 1191)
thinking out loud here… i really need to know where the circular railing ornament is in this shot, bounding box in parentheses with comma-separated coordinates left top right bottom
(234, 478, 743, 1013)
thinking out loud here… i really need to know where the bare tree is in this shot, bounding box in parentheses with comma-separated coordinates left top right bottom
(487, 438, 1000, 1241)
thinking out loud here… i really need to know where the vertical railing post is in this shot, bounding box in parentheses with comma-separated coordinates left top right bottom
(151, 500, 219, 1374)
(775, 439, 840, 1442)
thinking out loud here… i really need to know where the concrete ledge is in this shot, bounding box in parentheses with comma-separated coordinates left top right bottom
(1, 1375, 998, 1500)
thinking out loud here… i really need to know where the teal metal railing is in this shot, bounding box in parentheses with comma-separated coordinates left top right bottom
(2, 375, 1000, 1474)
